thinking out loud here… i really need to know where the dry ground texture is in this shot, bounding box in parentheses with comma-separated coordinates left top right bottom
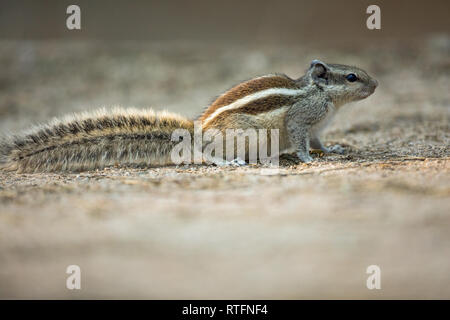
(0, 37, 449, 299)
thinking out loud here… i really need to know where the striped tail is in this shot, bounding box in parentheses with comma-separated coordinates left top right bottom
(0, 108, 194, 173)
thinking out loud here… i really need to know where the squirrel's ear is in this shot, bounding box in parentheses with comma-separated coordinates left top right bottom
(308, 60, 329, 85)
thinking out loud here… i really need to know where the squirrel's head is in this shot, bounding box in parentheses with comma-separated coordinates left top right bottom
(306, 60, 378, 106)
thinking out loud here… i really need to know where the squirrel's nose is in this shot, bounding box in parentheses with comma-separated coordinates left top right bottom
(372, 79, 379, 88)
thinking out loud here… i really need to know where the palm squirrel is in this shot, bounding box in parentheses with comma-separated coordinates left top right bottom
(0, 60, 377, 173)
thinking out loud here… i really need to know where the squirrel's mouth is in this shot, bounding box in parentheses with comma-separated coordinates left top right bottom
(361, 85, 377, 98)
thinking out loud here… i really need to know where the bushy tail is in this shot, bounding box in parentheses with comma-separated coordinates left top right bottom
(0, 108, 194, 173)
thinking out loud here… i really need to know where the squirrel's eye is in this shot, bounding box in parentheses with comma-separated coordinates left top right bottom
(346, 73, 358, 82)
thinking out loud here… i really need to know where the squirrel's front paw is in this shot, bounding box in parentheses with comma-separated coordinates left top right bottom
(326, 144, 346, 154)
(228, 158, 247, 167)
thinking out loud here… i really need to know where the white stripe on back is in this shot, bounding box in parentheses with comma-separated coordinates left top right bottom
(202, 87, 306, 126)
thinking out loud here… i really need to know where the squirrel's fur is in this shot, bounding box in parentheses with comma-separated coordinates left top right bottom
(0, 108, 193, 172)
(0, 60, 378, 173)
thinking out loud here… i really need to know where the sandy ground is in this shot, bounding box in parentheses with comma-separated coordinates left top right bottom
(0, 37, 449, 299)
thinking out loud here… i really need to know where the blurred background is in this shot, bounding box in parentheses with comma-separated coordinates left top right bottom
(0, 0, 448, 131)
(1, 0, 449, 42)
(0, 0, 449, 299)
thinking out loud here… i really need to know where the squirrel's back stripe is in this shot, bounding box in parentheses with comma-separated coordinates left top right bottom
(200, 74, 301, 122)
(201, 87, 306, 126)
